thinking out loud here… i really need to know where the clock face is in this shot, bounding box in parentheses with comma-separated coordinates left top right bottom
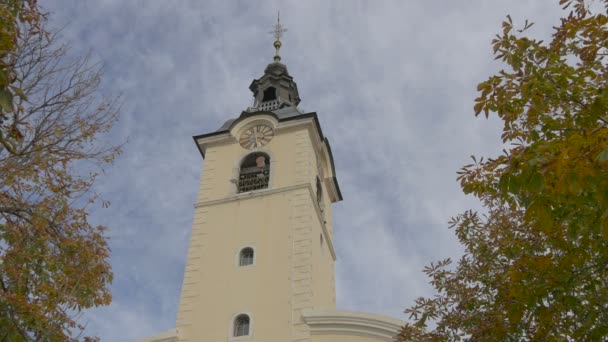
(239, 125, 274, 149)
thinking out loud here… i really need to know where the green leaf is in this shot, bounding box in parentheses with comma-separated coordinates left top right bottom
(507, 303, 524, 325)
(596, 149, 608, 162)
(0, 87, 13, 112)
(566, 172, 581, 194)
(508, 175, 522, 194)
(528, 172, 544, 192)
(474, 101, 484, 115)
(0, 70, 8, 87)
(499, 173, 510, 193)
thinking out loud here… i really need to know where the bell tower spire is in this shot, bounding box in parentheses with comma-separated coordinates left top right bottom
(138, 13, 403, 342)
(248, 14, 300, 112)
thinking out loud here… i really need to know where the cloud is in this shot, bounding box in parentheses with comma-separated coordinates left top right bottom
(42, 1, 566, 341)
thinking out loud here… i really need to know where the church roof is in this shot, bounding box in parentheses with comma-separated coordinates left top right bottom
(216, 106, 304, 131)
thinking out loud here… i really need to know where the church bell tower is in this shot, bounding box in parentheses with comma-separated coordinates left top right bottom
(174, 17, 343, 341)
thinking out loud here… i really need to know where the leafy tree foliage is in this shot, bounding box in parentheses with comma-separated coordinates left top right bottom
(1, 0, 43, 131)
(397, 0, 608, 340)
(0, 7, 121, 342)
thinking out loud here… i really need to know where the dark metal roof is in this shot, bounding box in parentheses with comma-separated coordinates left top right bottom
(216, 106, 303, 132)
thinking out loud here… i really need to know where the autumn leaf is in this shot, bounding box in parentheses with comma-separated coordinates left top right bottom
(0, 5, 121, 341)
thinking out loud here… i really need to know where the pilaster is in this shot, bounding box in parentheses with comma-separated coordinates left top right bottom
(197, 147, 218, 202)
(175, 206, 209, 341)
(289, 188, 314, 342)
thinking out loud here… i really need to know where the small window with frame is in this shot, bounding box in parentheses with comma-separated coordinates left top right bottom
(239, 247, 254, 266)
(233, 314, 250, 337)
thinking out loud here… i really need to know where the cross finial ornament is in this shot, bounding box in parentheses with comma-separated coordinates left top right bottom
(272, 11, 287, 41)
(270, 12, 287, 62)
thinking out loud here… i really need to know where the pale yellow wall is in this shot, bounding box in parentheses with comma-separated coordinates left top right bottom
(176, 117, 337, 342)
(177, 195, 292, 341)
(313, 335, 393, 342)
(196, 124, 323, 204)
(311, 192, 336, 310)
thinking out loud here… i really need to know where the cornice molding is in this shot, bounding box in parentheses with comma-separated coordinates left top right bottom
(301, 310, 403, 341)
(194, 183, 337, 260)
(137, 329, 178, 342)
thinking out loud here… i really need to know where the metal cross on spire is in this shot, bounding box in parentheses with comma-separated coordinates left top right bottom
(271, 11, 287, 41)
(270, 12, 287, 62)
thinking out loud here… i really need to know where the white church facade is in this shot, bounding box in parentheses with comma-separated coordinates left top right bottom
(139, 20, 403, 342)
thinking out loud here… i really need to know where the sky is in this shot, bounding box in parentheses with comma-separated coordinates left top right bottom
(41, 1, 568, 341)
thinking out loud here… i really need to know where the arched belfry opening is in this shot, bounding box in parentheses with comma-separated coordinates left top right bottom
(237, 152, 270, 193)
(262, 87, 277, 102)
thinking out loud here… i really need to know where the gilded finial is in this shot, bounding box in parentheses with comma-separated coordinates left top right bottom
(270, 11, 287, 62)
